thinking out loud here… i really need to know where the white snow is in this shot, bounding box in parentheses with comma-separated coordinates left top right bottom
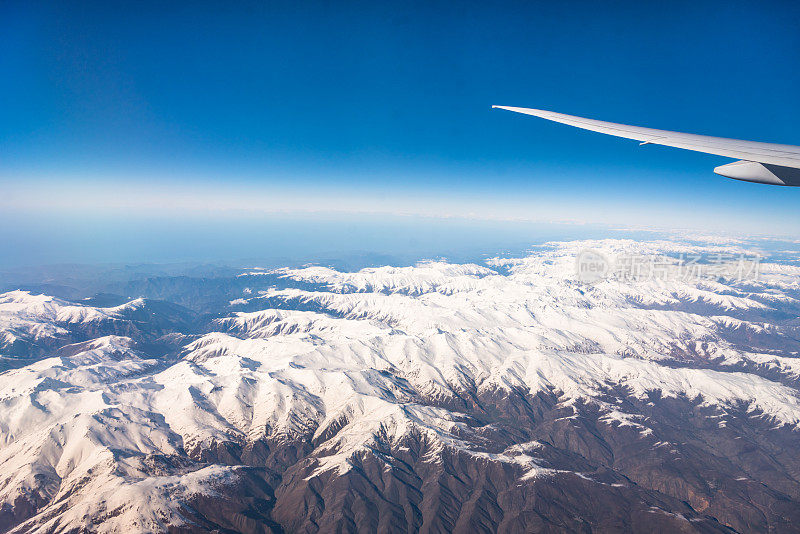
(1, 238, 799, 530)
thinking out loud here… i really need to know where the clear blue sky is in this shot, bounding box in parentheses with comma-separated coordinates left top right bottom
(2, 1, 800, 266)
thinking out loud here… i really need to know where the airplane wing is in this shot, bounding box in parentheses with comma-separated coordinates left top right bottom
(492, 105, 800, 186)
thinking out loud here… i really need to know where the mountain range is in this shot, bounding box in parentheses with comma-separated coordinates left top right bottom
(1, 238, 800, 533)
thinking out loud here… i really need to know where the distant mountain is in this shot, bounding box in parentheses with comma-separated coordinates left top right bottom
(1, 239, 800, 532)
(0, 291, 195, 370)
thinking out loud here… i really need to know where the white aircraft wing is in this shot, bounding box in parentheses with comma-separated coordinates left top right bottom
(493, 105, 800, 186)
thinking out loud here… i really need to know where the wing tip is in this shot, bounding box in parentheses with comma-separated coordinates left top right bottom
(492, 105, 548, 116)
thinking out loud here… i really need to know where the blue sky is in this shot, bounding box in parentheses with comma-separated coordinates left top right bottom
(2, 1, 800, 266)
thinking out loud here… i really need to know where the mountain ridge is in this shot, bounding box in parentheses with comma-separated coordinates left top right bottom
(1, 238, 799, 532)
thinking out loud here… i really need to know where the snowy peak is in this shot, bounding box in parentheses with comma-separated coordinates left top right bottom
(0, 291, 195, 370)
(1, 238, 800, 532)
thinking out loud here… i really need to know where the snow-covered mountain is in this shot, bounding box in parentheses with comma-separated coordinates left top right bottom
(2, 238, 800, 532)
